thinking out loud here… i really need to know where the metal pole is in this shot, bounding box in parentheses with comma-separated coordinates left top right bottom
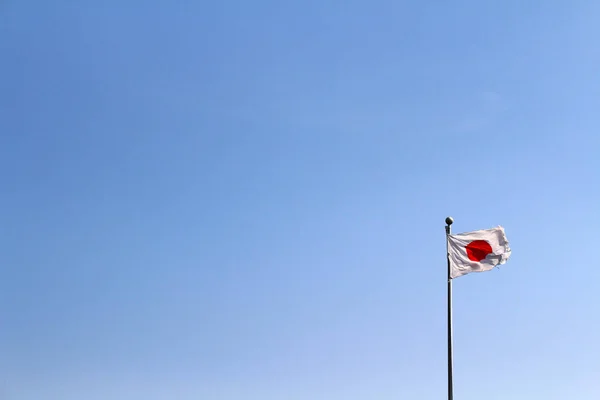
(445, 216, 454, 400)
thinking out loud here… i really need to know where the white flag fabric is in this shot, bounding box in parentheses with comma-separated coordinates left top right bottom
(448, 226, 511, 279)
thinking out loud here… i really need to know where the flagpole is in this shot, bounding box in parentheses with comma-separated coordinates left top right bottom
(445, 216, 454, 400)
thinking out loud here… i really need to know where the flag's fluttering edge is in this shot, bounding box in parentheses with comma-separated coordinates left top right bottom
(448, 226, 511, 279)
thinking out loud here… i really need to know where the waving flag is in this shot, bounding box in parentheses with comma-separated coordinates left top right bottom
(447, 226, 511, 279)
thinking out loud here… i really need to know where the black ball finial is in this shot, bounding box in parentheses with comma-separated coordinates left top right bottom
(445, 216, 454, 226)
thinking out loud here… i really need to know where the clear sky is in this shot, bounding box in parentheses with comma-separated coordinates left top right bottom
(2, 1, 599, 399)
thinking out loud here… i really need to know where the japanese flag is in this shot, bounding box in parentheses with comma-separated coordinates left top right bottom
(448, 226, 511, 279)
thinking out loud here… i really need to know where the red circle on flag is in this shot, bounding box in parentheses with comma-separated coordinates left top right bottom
(466, 240, 492, 262)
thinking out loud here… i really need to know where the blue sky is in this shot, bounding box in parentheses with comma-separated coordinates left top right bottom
(2, 1, 599, 399)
